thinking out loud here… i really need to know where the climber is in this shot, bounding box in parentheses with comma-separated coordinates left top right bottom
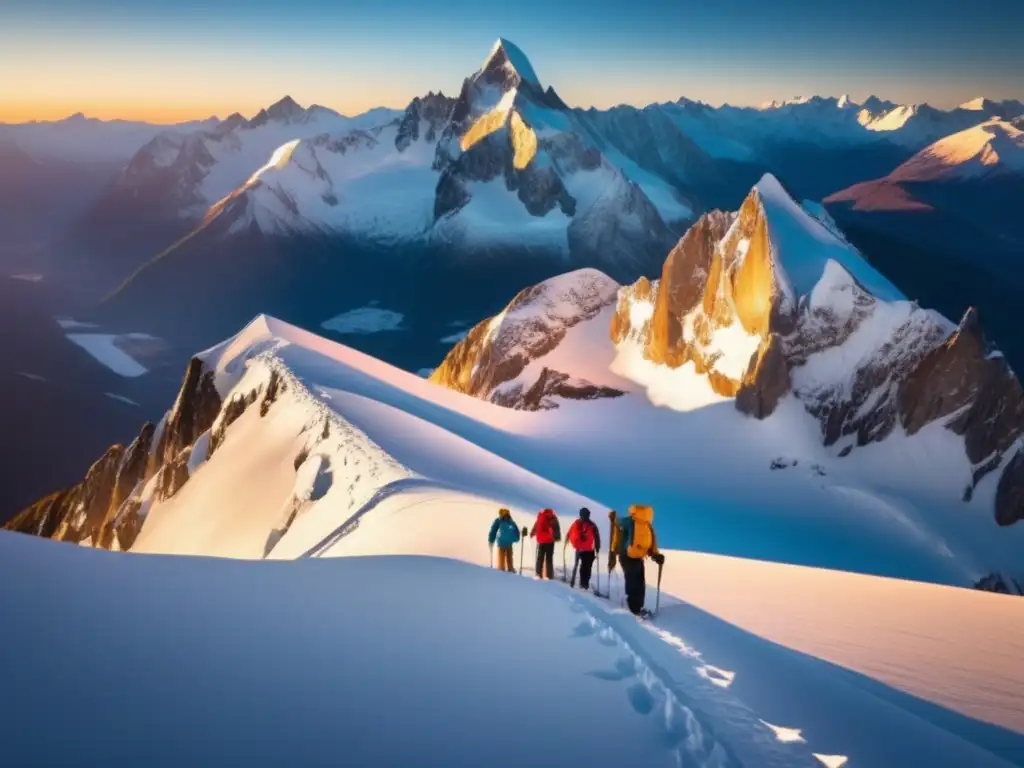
(530, 508, 561, 579)
(566, 507, 601, 589)
(618, 504, 664, 615)
(488, 508, 521, 572)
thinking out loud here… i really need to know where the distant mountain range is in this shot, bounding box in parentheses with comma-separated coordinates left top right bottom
(1, 38, 1022, 526)
(1, 39, 1016, 357)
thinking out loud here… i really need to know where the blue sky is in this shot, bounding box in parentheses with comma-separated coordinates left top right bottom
(1, 0, 1021, 121)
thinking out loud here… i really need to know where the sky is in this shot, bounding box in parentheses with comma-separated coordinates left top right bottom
(1, 0, 1021, 123)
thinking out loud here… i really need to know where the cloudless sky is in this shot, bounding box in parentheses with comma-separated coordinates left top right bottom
(1, 0, 1021, 122)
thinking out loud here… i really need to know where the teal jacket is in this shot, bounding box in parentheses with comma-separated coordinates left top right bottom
(489, 516, 521, 548)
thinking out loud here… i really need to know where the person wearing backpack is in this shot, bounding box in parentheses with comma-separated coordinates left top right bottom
(530, 508, 561, 579)
(566, 507, 601, 589)
(617, 504, 665, 615)
(488, 508, 521, 572)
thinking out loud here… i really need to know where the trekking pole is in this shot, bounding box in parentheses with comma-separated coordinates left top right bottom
(562, 544, 568, 582)
(519, 527, 527, 575)
(570, 551, 580, 588)
(654, 558, 664, 615)
(595, 554, 600, 595)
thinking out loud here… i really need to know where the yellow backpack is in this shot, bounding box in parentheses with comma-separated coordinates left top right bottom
(627, 504, 654, 558)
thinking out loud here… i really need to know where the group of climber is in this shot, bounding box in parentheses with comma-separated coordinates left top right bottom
(487, 505, 665, 616)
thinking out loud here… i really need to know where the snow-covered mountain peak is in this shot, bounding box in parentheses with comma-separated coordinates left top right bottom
(213, 137, 343, 235)
(960, 97, 995, 112)
(758, 95, 853, 112)
(217, 112, 247, 133)
(480, 38, 543, 91)
(431, 268, 626, 409)
(760, 96, 811, 109)
(860, 95, 897, 115)
(752, 172, 902, 302)
(891, 118, 1024, 182)
(244, 96, 341, 129)
(265, 95, 306, 121)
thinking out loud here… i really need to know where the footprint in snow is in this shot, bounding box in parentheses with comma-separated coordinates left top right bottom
(571, 620, 597, 638)
(628, 682, 656, 715)
(696, 665, 736, 689)
(596, 626, 619, 647)
(589, 653, 640, 682)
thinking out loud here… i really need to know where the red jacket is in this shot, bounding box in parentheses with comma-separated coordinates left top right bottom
(530, 509, 561, 544)
(567, 519, 599, 552)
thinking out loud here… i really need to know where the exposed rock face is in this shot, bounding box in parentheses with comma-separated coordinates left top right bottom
(155, 357, 221, 470)
(787, 264, 951, 447)
(996, 450, 1024, 526)
(646, 211, 734, 366)
(612, 186, 795, 400)
(492, 367, 625, 411)
(4, 357, 225, 550)
(430, 268, 622, 409)
(900, 308, 1024, 487)
(395, 92, 456, 152)
(735, 334, 790, 418)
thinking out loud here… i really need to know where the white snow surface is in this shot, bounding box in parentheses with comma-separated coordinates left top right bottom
(3, 508, 1023, 766)
(66, 333, 149, 377)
